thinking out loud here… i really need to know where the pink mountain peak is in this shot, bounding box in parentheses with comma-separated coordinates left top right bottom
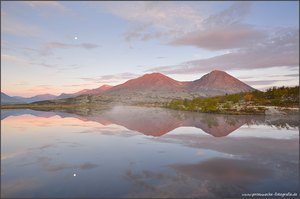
(111, 72, 183, 91)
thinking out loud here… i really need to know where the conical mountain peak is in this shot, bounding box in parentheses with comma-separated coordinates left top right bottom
(189, 70, 255, 95)
(110, 72, 183, 91)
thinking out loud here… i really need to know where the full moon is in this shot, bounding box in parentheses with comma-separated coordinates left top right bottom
(74, 36, 78, 40)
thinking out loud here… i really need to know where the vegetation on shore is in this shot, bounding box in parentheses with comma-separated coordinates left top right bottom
(1, 86, 298, 115)
(165, 86, 299, 114)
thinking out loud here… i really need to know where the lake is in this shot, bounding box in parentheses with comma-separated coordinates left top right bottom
(1, 106, 299, 198)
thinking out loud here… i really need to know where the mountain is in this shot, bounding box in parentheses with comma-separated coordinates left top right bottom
(92, 71, 254, 103)
(188, 70, 255, 96)
(97, 73, 191, 103)
(110, 73, 184, 91)
(1, 92, 24, 104)
(56, 85, 112, 99)
(15, 94, 57, 103)
(32, 70, 256, 105)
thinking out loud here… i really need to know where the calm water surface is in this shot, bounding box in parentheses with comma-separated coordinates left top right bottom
(1, 106, 299, 198)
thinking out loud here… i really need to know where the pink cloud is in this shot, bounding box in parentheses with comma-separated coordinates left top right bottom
(147, 28, 299, 74)
(170, 24, 266, 50)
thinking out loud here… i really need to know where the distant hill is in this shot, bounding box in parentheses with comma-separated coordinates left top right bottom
(15, 94, 57, 103)
(82, 84, 113, 95)
(56, 85, 112, 99)
(2, 85, 113, 104)
(1, 92, 24, 104)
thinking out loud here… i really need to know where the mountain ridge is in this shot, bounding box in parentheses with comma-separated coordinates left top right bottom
(100, 70, 256, 101)
(39, 70, 255, 105)
(14, 94, 57, 103)
(56, 84, 113, 99)
(1, 92, 24, 104)
(2, 70, 256, 105)
(1, 85, 113, 104)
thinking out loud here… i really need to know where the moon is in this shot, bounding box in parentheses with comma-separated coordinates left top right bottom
(74, 36, 78, 40)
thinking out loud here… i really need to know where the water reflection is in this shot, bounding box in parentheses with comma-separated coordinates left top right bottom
(124, 158, 273, 198)
(34, 157, 98, 172)
(1, 106, 298, 137)
(1, 106, 299, 198)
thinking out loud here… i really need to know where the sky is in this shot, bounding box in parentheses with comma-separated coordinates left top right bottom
(1, 1, 299, 97)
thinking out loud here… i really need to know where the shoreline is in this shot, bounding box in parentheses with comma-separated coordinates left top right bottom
(1, 103, 298, 116)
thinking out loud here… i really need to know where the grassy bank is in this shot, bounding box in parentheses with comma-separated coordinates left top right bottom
(165, 86, 299, 115)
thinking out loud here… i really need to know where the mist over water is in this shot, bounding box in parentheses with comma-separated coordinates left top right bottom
(1, 106, 299, 198)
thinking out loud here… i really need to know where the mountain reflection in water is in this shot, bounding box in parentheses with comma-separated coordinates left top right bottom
(1, 106, 298, 137)
(1, 106, 299, 198)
